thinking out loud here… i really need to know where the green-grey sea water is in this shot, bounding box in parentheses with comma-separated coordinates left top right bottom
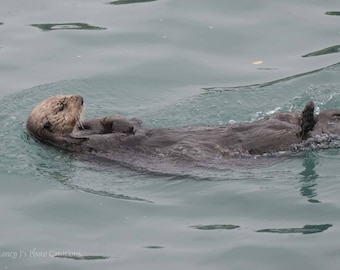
(0, 0, 340, 269)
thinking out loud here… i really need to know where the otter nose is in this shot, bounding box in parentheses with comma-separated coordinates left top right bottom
(75, 95, 84, 105)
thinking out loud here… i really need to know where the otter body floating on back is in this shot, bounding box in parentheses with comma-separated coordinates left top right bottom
(26, 95, 340, 168)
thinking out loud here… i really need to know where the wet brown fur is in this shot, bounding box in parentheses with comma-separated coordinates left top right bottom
(26, 95, 340, 164)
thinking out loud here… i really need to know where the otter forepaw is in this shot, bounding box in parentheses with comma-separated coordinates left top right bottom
(103, 116, 135, 134)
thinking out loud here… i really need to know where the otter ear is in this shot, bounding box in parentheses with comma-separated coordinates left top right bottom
(300, 100, 316, 138)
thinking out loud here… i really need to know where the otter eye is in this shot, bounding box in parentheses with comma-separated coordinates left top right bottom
(57, 102, 65, 111)
(43, 122, 52, 131)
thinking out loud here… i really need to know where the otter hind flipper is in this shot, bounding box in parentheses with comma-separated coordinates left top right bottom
(300, 100, 316, 138)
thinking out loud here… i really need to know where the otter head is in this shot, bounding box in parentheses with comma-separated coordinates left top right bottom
(26, 95, 83, 144)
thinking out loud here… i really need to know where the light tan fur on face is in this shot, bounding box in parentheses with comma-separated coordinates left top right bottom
(26, 95, 83, 140)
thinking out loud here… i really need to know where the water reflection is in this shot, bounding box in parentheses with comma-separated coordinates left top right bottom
(325, 11, 340, 16)
(257, 224, 332, 235)
(108, 0, 156, 5)
(299, 155, 320, 203)
(302, 45, 340, 58)
(31, 23, 106, 31)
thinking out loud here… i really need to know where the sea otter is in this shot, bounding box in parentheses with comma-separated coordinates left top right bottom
(26, 95, 340, 169)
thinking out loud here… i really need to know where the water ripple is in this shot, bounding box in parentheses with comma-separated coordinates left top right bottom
(325, 11, 340, 16)
(257, 224, 332, 235)
(55, 255, 110, 260)
(108, 0, 157, 5)
(31, 23, 106, 31)
(302, 45, 340, 58)
(191, 224, 240, 230)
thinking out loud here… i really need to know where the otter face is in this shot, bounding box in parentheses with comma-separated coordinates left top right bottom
(26, 95, 83, 141)
(313, 109, 340, 136)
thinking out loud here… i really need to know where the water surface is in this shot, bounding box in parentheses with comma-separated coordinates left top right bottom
(1, 0, 340, 269)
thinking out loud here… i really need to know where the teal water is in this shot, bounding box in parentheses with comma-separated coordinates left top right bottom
(1, 0, 340, 269)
